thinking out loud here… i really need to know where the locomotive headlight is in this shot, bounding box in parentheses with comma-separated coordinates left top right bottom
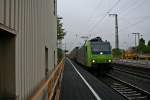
(92, 60, 95, 63)
(100, 52, 103, 55)
(108, 59, 112, 63)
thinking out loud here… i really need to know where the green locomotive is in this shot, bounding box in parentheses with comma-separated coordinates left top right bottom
(70, 37, 112, 71)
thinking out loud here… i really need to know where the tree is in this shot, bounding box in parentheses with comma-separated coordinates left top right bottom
(137, 38, 146, 53)
(57, 48, 65, 63)
(57, 17, 66, 40)
(143, 47, 150, 54)
(148, 40, 150, 47)
(144, 40, 150, 54)
(139, 38, 145, 47)
(57, 17, 66, 62)
(112, 48, 123, 58)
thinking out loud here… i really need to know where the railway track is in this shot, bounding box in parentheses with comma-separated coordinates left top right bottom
(112, 63, 150, 76)
(112, 66, 150, 80)
(104, 74, 150, 100)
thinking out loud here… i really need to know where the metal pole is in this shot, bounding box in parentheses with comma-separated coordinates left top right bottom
(137, 33, 140, 46)
(109, 14, 119, 49)
(115, 14, 119, 49)
(132, 33, 137, 47)
(135, 34, 137, 47)
(132, 33, 140, 47)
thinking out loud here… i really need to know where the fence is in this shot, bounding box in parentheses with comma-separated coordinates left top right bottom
(29, 58, 64, 100)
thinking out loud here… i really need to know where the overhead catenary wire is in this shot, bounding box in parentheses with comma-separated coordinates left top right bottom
(120, 16, 150, 20)
(88, 0, 121, 33)
(88, 14, 107, 32)
(119, 16, 150, 27)
(88, 0, 147, 33)
(120, 0, 147, 16)
(117, 0, 138, 14)
(86, 0, 103, 25)
(119, 16, 150, 32)
(80, 0, 103, 33)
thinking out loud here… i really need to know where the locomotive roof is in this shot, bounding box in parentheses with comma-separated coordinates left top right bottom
(90, 37, 103, 42)
(89, 37, 110, 43)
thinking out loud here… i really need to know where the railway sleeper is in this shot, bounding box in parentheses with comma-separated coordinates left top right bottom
(114, 87, 129, 90)
(112, 83, 121, 86)
(113, 86, 130, 89)
(126, 93, 141, 97)
(111, 84, 126, 87)
(111, 83, 125, 86)
(111, 85, 127, 88)
(119, 91, 137, 94)
(129, 96, 148, 100)
(105, 75, 150, 100)
(116, 89, 133, 92)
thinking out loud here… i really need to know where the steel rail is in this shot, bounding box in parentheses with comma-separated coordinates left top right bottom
(112, 64, 150, 76)
(106, 74, 150, 100)
(112, 66, 150, 80)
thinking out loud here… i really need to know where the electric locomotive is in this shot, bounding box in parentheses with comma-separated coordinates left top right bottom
(71, 37, 112, 71)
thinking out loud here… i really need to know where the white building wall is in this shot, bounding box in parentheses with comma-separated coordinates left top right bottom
(0, 0, 57, 99)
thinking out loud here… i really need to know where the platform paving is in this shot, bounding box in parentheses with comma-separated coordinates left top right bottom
(60, 58, 127, 100)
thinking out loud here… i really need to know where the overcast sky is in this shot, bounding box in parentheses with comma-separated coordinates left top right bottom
(57, 0, 150, 51)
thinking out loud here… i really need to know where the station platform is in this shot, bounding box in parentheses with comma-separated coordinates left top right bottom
(60, 58, 126, 100)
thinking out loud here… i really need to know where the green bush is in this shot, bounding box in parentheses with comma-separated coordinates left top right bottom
(57, 48, 64, 63)
(112, 48, 123, 58)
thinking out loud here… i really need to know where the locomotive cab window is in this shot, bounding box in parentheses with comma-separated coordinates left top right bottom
(91, 42, 111, 54)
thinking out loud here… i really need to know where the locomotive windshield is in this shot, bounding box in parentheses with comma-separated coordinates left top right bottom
(91, 42, 111, 54)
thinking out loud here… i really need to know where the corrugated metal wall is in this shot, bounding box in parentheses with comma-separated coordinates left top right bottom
(0, 0, 16, 30)
(0, 0, 57, 100)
